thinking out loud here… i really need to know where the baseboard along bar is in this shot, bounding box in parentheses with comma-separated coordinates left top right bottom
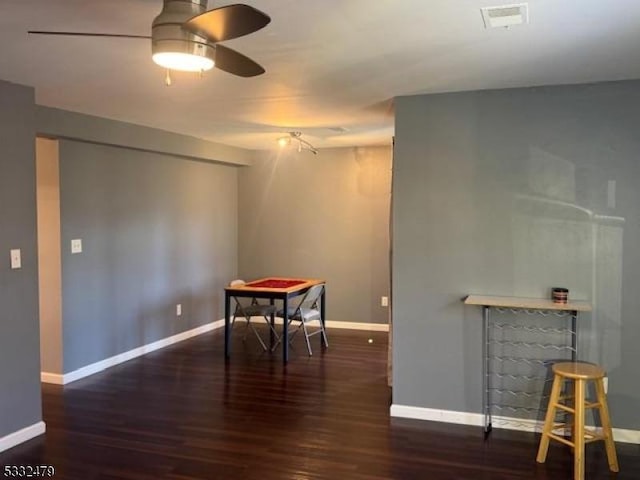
(0, 421, 46, 453)
(390, 404, 640, 445)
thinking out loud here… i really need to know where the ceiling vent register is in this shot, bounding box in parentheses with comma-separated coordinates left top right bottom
(481, 3, 529, 29)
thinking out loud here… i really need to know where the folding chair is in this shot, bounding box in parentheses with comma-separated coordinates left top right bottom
(273, 283, 328, 356)
(229, 279, 279, 351)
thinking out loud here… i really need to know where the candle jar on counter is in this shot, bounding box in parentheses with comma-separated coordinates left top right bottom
(551, 287, 569, 304)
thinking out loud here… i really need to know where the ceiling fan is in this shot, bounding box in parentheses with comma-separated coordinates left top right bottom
(28, 0, 270, 79)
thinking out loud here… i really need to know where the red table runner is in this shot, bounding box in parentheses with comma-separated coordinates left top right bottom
(246, 279, 307, 289)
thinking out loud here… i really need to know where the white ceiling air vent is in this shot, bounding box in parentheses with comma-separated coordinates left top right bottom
(481, 3, 529, 29)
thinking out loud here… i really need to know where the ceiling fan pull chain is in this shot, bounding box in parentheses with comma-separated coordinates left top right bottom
(165, 69, 172, 87)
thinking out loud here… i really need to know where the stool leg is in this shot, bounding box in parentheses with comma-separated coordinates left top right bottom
(537, 373, 563, 463)
(574, 378, 586, 480)
(595, 378, 619, 472)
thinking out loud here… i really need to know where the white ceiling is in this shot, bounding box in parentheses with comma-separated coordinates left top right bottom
(1, 0, 640, 150)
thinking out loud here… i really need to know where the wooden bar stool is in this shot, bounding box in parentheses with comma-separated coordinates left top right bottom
(536, 362, 619, 480)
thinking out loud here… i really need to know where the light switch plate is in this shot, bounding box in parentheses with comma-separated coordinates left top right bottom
(176, 304, 182, 316)
(71, 239, 82, 254)
(381, 296, 389, 307)
(10, 249, 21, 269)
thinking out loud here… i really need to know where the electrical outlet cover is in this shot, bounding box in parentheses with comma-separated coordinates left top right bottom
(71, 239, 83, 254)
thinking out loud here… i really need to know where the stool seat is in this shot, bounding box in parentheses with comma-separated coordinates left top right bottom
(537, 361, 618, 480)
(552, 361, 605, 380)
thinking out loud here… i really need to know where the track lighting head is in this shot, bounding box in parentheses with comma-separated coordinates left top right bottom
(276, 131, 318, 155)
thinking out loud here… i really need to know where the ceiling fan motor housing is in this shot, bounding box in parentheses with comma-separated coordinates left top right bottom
(152, 0, 215, 66)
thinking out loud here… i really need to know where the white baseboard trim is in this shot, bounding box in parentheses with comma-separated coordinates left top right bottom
(608, 427, 640, 444)
(0, 421, 46, 453)
(390, 404, 640, 444)
(41, 319, 225, 385)
(325, 320, 389, 331)
(390, 404, 484, 427)
(41, 317, 388, 386)
(247, 317, 389, 332)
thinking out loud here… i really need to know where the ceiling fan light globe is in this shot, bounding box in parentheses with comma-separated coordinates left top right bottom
(152, 52, 214, 72)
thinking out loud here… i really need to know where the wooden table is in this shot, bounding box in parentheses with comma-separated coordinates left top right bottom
(224, 277, 326, 363)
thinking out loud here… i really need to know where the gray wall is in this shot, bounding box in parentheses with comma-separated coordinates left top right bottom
(392, 80, 640, 430)
(59, 140, 238, 373)
(0, 80, 42, 437)
(239, 147, 392, 324)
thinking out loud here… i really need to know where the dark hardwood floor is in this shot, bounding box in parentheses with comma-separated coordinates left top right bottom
(1, 327, 638, 479)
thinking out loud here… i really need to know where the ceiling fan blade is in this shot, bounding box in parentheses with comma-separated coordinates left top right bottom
(28, 31, 150, 39)
(183, 4, 270, 43)
(214, 44, 265, 77)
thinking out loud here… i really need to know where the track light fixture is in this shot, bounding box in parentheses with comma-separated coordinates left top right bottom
(276, 132, 318, 155)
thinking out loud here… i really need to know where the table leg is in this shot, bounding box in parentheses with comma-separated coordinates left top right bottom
(270, 298, 275, 350)
(224, 291, 231, 359)
(283, 295, 289, 363)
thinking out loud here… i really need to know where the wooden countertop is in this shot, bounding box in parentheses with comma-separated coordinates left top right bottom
(464, 294, 591, 312)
